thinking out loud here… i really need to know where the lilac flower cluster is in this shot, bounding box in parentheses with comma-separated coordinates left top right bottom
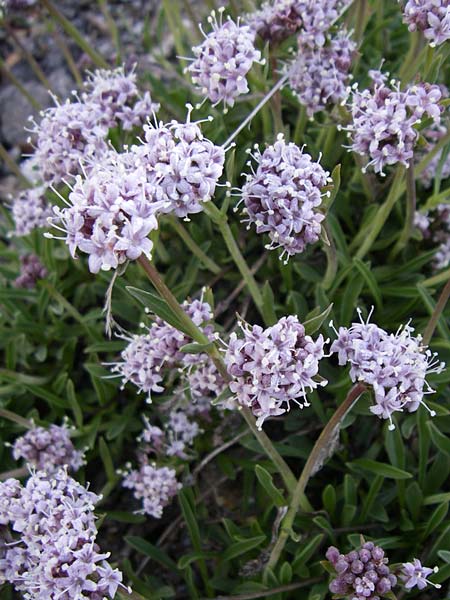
(2, 0, 37, 11)
(140, 411, 201, 459)
(400, 559, 441, 591)
(416, 124, 450, 188)
(288, 30, 356, 117)
(83, 67, 159, 130)
(122, 463, 180, 518)
(12, 424, 84, 472)
(14, 254, 47, 289)
(330, 308, 445, 429)
(186, 8, 264, 109)
(224, 315, 327, 428)
(240, 134, 330, 261)
(346, 75, 444, 175)
(247, 0, 351, 46)
(0, 469, 127, 599)
(414, 203, 450, 270)
(326, 542, 397, 598)
(10, 186, 52, 236)
(400, 0, 450, 47)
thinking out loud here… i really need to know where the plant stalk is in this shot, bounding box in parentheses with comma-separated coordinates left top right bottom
(0, 408, 33, 429)
(166, 216, 221, 274)
(422, 278, 450, 346)
(265, 382, 367, 570)
(390, 164, 416, 258)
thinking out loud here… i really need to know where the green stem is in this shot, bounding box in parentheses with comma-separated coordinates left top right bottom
(166, 216, 221, 274)
(400, 31, 424, 85)
(40, 0, 109, 69)
(0, 407, 33, 429)
(354, 167, 405, 260)
(7, 26, 52, 90)
(137, 256, 296, 492)
(0, 467, 29, 481)
(322, 224, 338, 291)
(293, 104, 307, 145)
(49, 23, 83, 86)
(354, 0, 370, 45)
(0, 58, 41, 110)
(423, 268, 450, 288)
(0, 143, 31, 186)
(265, 382, 367, 571)
(422, 279, 450, 346)
(390, 164, 416, 259)
(204, 203, 265, 323)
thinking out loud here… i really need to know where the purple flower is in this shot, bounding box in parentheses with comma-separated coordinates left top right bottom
(326, 541, 397, 600)
(13, 254, 47, 289)
(12, 423, 84, 472)
(400, 0, 450, 47)
(288, 30, 356, 116)
(224, 315, 327, 428)
(416, 121, 450, 188)
(346, 76, 444, 175)
(185, 8, 264, 109)
(122, 463, 181, 518)
(240, 134, 330, 261)
(400, 559, 441, 591)
(9, 186, 53, 237)
(330, 308, 445, 429)
(0, 469, 128, 599)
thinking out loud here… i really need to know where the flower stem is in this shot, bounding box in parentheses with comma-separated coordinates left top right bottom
(0, 143, 31, 186)
(265, 382, 367, 571)
(0, 408, 33, 429)
(136, 255, 296, 492)
(322, 224, 338, 291)
(203, 203, 266, 322)
(400, 31, 425, 85)
(222, 74, 288, 149)
(0, 57, 41, 110)
(166, 216, 221, 274)
(422, 278, 450, 346)
(390, 164, 416, 259)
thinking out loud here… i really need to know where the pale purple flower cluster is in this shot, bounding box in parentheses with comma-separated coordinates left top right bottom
(247, 0, 351, 46)
(346, 76, 444, 174)
(0, 469, 127, 599)
(416, 124, 450, 188)
(83, 67, 159, 130)
(122, 463, 180, 518)
(400, 559, 441, 591)
(10, 186, 52, 236)
(2, 0, 37, 10)
(224, 315, 327, 428)
(14, 254, 47, 289)
(111, 299, 221, 403)
(288, 31, 356, 116)
(330, 308, 445, 429)
(138, 411, 201, 459)
(326, 541, 397, 599)
(186, 8, 264, 109)
(400, 0, 450, 46)
(12, 424, 84, 472)
(414, 203, 450, 269)
(240, 134, 330, 261)
(29, 99, 109, 186)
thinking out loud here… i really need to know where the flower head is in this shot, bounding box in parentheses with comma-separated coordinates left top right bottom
(12, 424, 84, 472)
(186, 8, 264, 109)
(330, 308, 445, 429)
(240, 134, 330, 261)
(400, 0, 450, 47)
(224, 315, 327, 428)
(122, 463, 181, 518)
(400, 559, 441, 591)
(9, 186, 52, 237)
(13, 254, 47, 289)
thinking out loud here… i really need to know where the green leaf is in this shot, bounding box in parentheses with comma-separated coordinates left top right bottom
(262, 281, 277, 326)
(126, 286, 190, 335)
(255, 465, 286, 507)
(438, 550, 450, 563)
(66, 379, 83, 428)
(178, 551, 217, 570)
(427, 421, 450, 456)
(292, 535, 325, 570)
(422, 502, 449, 540)
(221, 535, 266, 561)
(180, 341, 214, 354)
(353, 258, 383, 308)
(348, 459, 413, 480)
(303, 303, 334, 335)
(98, 437, 116, 483)
(322, 484, 336, 516)
(125, 536, 178, 573)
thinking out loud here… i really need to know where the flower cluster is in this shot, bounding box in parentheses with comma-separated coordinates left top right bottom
(416, 124, 450, 188)
(288, 30, 356, 116)
(224, 315, 327, 428)
(12, 423, 84, 472)
(14, 254, 47, 289)
(400, 0, 450, 47)
(240, 134, 330, 260)
(0, 469, 127, 599)
(186, 8, 264, 109)
(10, 186, 52, 236)
(414, 203, 450, 269)
(247, 0, 351, 46)
(346, 76, 444, 174)
(140, 411, 201, 459)
(83, 67, 159, 130)
(330, 308, 445, 429)
(122, 463, 180, 519)
(326, 542, 397, 598)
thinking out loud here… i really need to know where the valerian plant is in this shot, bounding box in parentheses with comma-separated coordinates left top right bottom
(0, 0, 449, 599)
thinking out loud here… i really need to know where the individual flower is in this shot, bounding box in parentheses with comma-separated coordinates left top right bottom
(185, 7, 264, 109)
(134, 113, 225, 218)
(288, 30, 356, 116)
(28, 97, 109, 185)
(240, 134, 330, 261)
(224, 315, 327, 428)
(326, 541, 397, 599)
(83, 66, 159, 130)
(400, 0, 450, 47)
(330, 308, 445, 429)
(346, 77, 444, 175)
(0, 469, 128, 599)
(122, 463, 181, 518)
(247, 0, 352, 46)
(13, 254, 47, 289)
(9, 186, 52, 236)
(400, 559, 441, 591)
(12, 423, 84, 472)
